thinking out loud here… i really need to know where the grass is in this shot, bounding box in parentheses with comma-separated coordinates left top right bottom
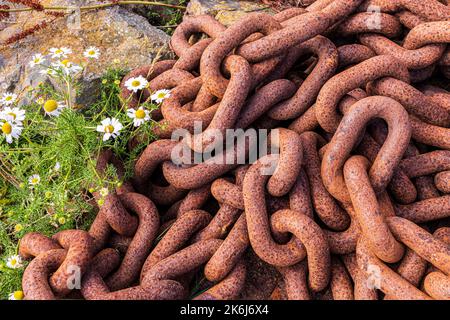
(0, 52, 161, 299)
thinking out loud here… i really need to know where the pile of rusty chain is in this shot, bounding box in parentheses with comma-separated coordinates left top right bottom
(19, 0, 450, 300)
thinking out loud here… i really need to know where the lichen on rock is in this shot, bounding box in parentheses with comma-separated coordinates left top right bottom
(186, 0, 274, 26)
(0, 4, 173, 107)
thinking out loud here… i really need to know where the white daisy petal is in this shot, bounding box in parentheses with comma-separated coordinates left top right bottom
(52, 59, 82, 75)
(1, 119, 22, 144)
(97, 117, 122, 141)
(83, 46, 100, 59)
(0, 92, 18, 106)
(40, 68, 57, 77)
(61, 47, 72, 55)
(112, 118, 123, 131)
(151, 89, 171, 104)
(29, 53, 46, 68)
(69, 64, 82, 74)
(43, 100, 66, 117)
(6, 255, 23, 269)
(99, 187, 109, 197)
(8, 291, 24, 300)
(1, 107, 26, 124)
(127, 107, 150, 127)
(28, 174, 41, 187)
(124, 76, 148, 93)
(49, 47, 71, 59)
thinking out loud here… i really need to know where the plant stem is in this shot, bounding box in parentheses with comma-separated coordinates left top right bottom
(0, 1, 186, 13)
(65, 79, 72, 109)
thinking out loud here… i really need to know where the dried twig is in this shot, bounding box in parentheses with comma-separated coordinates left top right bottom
(3, 19, 48, 44)
(0, 0, 186, 14)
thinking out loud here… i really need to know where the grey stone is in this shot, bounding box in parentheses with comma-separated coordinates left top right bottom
(186, 0, 273, 26)
(0, 4, 173, 107)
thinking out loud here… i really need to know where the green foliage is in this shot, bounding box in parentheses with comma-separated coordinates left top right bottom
(144, 0, 186, 35)
(0, 54, 161, 299)
(0, 221, 25, 299)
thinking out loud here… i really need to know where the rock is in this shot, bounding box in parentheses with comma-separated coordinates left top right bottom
(124, 0, 184, 24)
(0, 3, 173, 107)
(186, 0, 274, 26)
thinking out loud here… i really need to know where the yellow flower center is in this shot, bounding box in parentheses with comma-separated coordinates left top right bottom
(31, 178, 39, 184)
(61, 59, 70, 67)
(131, 80, 141, 87)
(43, 100, 58, 113)
(157, 92, 166, 99)
(58, 217, 66, 224)
(55, 49, 63, 54)
(105, 125, 114, 133)
(89, 50, 95, 55)
(34, 58, 40, 63)
(2, 122, 12, 135)
(5, 96, 12, 101)
(14, 224, 23, 232)
(10, 259, 17, 266)
(135, 109, 146, 119)
(13, 291, 24, 300)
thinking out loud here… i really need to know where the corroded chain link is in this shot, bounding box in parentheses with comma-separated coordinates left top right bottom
(19, 0, 450, 300)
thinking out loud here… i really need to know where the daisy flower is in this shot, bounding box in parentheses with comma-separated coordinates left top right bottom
(1, 118, 23, 144)
(151, 89, 171, 104)
(29, 53, 45, 68)
(43, 100, 66, 117)
(49, 47, 72, 59)
(54, 162, 61, 171)
(124, 76, 148, 93)
(0, 107, 26, 124)
(83, 46, 100, 59)
(6, 255, 23, 269)
(127, 107, 150, 127)
(0, 92, 17, 105)
(53, 60, 82, 75)
(39, 68, 58, 77)
(8, 291, 24, 300)
(99, 187, 109, 197)
(96, 117, 123, 141)
(28, 174, 41, 187)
